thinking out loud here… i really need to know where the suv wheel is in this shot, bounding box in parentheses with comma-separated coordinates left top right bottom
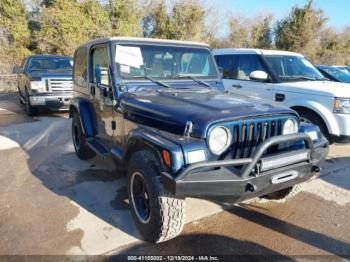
(264, 183, 303, 201)
(127, 150, 185, 243)
(298, 110, 333, 143)
(25, 92, 38, 116)
(72, 112, 95, 160)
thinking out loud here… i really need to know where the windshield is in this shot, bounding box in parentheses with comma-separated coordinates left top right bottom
(321, 66, 350, 83)
(28, 57, 73, 72)
(263, 55, 325, 82)
(115, 44, 218, 80)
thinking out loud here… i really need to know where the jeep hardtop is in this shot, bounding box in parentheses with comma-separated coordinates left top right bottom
(70, 37, 328, 243)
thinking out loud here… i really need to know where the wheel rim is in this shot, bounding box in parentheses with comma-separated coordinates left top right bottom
(72, 122, 81, 151)
(130, 172, 151, 224)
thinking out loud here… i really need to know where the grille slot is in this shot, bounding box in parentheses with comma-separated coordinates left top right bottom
(230, 118, 285, 159)
(48, 79, 73, 93)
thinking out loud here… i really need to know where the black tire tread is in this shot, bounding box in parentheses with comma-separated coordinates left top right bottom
(72, 112, 95, 160)
(265, 183, 303, 201)
(127, 150, 185, 243)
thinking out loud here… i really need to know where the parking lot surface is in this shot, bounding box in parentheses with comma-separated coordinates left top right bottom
(0, 93, 349, 258)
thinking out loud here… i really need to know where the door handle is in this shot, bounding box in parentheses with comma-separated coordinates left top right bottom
(232, 84, 242, 89)
(90, 85, 95, 96)
(275, 93, 285, 102)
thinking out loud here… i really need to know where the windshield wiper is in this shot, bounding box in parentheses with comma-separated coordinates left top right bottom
(175, 75, 211, 88)
(143, 76, 171, 88)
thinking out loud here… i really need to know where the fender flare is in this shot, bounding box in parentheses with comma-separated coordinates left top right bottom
(69, 97, 98, 137)
(288, 100, 339, 136)
(124, 128, 185, 174)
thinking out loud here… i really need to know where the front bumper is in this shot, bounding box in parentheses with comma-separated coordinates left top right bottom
(161, 133, 329, 202)
(29, 92, 72, 110)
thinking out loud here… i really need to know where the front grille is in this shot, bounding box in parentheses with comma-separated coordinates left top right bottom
(47, 79, 73, 93)
(225, 117, 287, 159)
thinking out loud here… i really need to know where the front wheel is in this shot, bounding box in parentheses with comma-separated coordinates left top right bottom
(25, 93, 38, 116)
(264, 183, 303, 201)
(127, 150, 185, 243)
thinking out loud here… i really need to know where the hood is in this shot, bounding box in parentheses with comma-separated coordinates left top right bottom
(27, 71, 72, 81)
(276, 81, 350, 98)
(120, 87, 296, 138)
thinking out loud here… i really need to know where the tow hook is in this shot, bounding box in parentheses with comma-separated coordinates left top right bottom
(246, 182, 256, 193)
(312, 166, 321, 173)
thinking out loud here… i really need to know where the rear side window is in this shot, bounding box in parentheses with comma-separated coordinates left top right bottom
(73, 47, 88, 88)
(214, 55, 237, 79)
(236, 55, 265, 80)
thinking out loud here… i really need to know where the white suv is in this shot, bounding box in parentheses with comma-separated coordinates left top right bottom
(213, 48, 350, 143)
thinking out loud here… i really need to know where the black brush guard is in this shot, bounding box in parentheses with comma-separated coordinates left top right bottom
(161, 133, 329, 200)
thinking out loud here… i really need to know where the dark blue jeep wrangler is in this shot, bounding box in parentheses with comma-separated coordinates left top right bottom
(70, 37, 329, 243)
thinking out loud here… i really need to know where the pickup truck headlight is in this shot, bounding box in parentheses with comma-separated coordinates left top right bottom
(208, 126, 231, 155)
(283, 119, 298, 135)
(30, 81, 46, 93)
(334, 97, 350, 114)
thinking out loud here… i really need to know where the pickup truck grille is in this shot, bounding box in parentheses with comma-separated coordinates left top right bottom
(47, 79, 73, 93)
(226, 117, 288, 159)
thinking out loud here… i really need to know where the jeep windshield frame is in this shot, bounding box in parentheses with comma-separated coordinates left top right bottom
(261, 55, 327, 83)
(113, 43, 219, 81)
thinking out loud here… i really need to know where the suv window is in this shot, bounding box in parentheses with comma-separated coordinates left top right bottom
(73, 47, 88, 88)
(91, 46, 110, 86)
(236, 55, 265, 81)
(214, 55, 237, 79)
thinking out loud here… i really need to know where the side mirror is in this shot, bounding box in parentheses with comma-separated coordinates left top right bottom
(12, 66, 23, 74)
(250, 70, 268, 81)
(218, 67, 224, 78)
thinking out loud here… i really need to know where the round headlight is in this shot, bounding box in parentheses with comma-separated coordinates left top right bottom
(283, 119, 298, 135)
(208, 126, 231, 155)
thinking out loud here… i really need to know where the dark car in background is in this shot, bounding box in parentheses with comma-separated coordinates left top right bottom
(13, 55, 73, 116)
(316, 64, 350, 83)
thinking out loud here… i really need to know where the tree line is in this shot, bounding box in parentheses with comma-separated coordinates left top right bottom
(0, 0, 349, 67)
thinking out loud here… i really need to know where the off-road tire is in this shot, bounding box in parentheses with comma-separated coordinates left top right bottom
(127, 150, 185, 243)
(25, 92, 38, 116)
(264, 183, 303, 201)
(72, 112, 95, 160)
(297, 109, 333, 143)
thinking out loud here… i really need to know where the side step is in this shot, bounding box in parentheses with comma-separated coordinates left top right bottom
(86, 138, 110, 158)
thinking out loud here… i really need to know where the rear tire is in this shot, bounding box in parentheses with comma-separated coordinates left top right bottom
(127, 150, 185, 243)
(297, 109, 333, 143)
(264, 183, 303, 201)
(72, 112, 95, 160)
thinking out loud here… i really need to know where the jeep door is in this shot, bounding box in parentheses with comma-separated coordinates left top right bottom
(89, 44, 115, 147)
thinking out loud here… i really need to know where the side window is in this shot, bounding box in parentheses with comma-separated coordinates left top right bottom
(214, 55, 237, 79)
(91, 46, 110, 86)
(73, 47, 88, 88)
(236, 55, 265, 81)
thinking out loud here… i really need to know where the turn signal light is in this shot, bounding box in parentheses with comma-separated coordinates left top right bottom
(162, 150, 171, 167)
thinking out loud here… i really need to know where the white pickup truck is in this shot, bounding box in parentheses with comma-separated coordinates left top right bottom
(213, 48, 350, 143)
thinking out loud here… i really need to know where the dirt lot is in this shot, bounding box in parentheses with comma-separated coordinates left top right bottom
(0, 93, 349, 260)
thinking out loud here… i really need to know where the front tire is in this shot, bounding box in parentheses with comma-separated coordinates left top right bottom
(297, 109, 332, 143)
(71, 112, 95, 160)
(25, 92, 38, 116)
(264, 183, 303, 201)
(127, 150, 185, 243)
